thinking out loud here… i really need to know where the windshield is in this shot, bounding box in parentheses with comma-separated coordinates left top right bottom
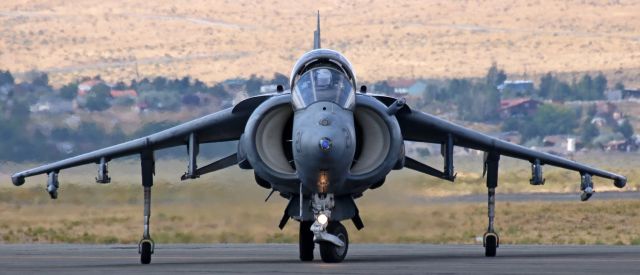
(292, 67, 355, 110)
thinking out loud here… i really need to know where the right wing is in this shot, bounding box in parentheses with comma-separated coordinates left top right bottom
(11, 94, 274, 185)
(395, 106, 627, 187)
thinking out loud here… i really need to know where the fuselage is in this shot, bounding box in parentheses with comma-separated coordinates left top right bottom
(292, 101, 356, 194)
(289, 49, 359, 195)
(241, 48, 403, 199)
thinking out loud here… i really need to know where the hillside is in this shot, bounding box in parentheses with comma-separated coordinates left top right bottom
(1, 0, 640, 86)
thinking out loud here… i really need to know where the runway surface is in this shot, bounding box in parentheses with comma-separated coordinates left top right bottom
(1, 244, 639, 274)
(424, 191, 640, 203)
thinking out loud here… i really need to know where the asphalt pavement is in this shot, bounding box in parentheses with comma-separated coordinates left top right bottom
(1, 244, 639, 274)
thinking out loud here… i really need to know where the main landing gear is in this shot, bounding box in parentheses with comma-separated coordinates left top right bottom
(139, 151, 155, 264)
(483, 152, 500, 257)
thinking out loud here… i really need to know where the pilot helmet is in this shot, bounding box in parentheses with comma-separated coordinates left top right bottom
(316, 68, 332, 88)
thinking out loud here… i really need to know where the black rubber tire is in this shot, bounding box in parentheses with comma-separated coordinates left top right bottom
(299, 220, 315, 261)
(140, 242, 152, 264)
(485, 235, 497, 257)
(319, 222, 349, 263)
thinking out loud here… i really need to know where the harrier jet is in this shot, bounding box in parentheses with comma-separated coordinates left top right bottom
(11, 13, 627, 264)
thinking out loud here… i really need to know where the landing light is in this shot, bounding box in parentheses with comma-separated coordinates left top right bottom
(317, 213, 328, 225)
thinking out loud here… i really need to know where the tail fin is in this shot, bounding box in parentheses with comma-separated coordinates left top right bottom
(313, 11, 321, 49)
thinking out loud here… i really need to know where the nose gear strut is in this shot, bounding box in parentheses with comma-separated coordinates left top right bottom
(306, 193, 349, 263)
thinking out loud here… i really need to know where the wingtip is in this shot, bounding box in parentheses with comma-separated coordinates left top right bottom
(614, 177, 627, 188)
(11, 174, 25, 186)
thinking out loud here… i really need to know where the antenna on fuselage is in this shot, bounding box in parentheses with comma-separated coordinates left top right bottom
(313, 11, 321, 49)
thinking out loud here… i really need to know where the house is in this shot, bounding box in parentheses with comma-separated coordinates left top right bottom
(605, 89, 623, 101)
(110, 89, 137, 98)
(387, 79, 427, 97)
(542, 135, 582, 153)
(260, 84, 278, 94)
(603, 139, 636, 152)
(30, 96, 74, 114)
(595, 101, 616, 115)
(590, 116, 607, 127)
(497, 80, 534, 97)
(223, 78, 246, 90)
(77, 79, 103, 96)
(622, 89, 640, 99)
(498, 98, 541, 119)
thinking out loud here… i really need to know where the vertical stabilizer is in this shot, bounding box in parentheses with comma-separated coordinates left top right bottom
(313, 11, 321, 49)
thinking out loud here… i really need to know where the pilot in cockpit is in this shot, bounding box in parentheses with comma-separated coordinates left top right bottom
(292, 66, 355, 111)
(316, 68, 332, 89)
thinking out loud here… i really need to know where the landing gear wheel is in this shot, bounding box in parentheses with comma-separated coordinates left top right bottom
(319, 221, 349, 263)
(299, 220, 315, 261)
(139, 239, 154, 264)
(484, 232, 498, 257)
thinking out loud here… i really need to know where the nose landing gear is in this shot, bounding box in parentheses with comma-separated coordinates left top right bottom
(298, 193, 350, 263)
(319, 221, 349, 263)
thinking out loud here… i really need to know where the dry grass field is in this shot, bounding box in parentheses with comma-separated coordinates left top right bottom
(1, 153, 638, 245)
(2, 0, 640, 86)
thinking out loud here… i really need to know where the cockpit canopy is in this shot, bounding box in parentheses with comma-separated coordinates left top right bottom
(290, 49, 357, 111)
(292, 67, 355, 110)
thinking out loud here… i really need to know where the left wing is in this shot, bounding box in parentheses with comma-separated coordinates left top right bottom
(394, 104, 627, 188)
(11, 94, 274, 186)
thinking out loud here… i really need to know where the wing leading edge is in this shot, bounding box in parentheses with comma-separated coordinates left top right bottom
(11, 95, 269, 185)
(395, 107, 627, 188)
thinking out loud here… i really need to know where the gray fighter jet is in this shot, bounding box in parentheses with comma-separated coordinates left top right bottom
(11, 13, 627, 264)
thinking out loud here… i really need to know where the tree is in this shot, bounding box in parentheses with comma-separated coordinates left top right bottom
(76, 121, 107, 146)
(113, 81, 128, 90)
(245, 74, 263, 96)
(152, 76, 168, 91)
(84, 83, 112, 111)
(503, 104, 579, 141)
(423, 84, 439, 103)
(59, 83, 78, 100)
(192, 79, 206, 93)
(580, 119, 599, 145)
(456, 81, 499, 122)
(593, 73, 607, 100)
(178, 76, 191, 91)
(30, 71, 49, 87)
(271, 73, 289, 88)
(485, 63, 507, 87)
(550, 82, 572, 102)
(538, 73, 555, 99)
(617, 119, 634, 139)
(139, 90, 181, 111)
(208, 83, 231, 101)
(0, 70, 14, 86)
(574, 74, 606, 100)
(531, 104, 578, 137)
(373, 81, 393, 95)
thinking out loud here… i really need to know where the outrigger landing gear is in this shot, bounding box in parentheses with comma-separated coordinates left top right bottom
(139, 151, 155, 264)
(483, 152, 500, 257)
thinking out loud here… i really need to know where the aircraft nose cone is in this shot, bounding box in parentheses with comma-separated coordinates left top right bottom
(319, 137, 332, 151)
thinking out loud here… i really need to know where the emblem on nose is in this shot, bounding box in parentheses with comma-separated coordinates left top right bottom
(319, 137, 332, 151)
